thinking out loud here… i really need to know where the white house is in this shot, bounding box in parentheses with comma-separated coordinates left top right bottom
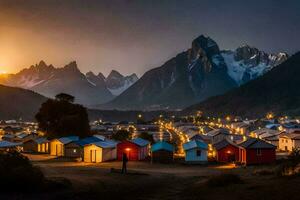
(84, 140, 117, 163)
(278, 131, 300, 152)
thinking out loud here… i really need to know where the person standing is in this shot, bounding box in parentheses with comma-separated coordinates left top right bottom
(122, 152, 128, 174)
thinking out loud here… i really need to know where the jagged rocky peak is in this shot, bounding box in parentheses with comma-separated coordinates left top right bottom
(187, 35, 224, 73)
(269, 52, 289, 65)
(190, 35, 220, 60)
(128, 73, 138, 81)
(62, 61, 81, 73)
(222, 44, 289, 85)
(86, 71, 96, 77)
(97, 72, 106, 80)
(107, 70, 124, 80)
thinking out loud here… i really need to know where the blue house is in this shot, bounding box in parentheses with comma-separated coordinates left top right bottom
(183, 140, 208, 163)
(151, 141, 174, 163)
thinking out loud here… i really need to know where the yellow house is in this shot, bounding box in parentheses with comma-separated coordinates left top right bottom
(84, 141, 117, 163)
(50, 136, 79, 156)
(279, 132, 300, 152)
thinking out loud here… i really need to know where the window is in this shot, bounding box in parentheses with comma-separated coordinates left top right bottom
(256, 149, 262, 156)
(196, 149, 201, 157)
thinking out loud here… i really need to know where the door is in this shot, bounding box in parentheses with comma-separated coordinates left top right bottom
(56, 144, 63, 156)
(90, 150, 97, 163)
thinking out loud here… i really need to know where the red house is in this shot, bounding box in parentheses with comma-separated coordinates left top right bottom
(117, 138, 150, 161)
(213, 139, 241, 163)
(238, 138, 276, 165)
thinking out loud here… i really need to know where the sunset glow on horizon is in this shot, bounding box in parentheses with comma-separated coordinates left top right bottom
(0, 0, 299, 76)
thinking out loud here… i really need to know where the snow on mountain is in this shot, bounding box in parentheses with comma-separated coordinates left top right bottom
(222, 45, 288, 85)
(105, 70, 138, 96)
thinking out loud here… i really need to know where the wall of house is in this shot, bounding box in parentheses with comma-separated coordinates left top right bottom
(294, 140, 300, 150)
(216, 145, 240, 163)
(245, 149, 275, 165)
(84, 145, 102, 163)
(185, 148, 208, 162)
(50, 140, 64, 156)
(117, 141, 139, 161)
(23, 141, 38, 152)
(102, 148, 117, 162)
(64, 143, 83, 158)
(152, 150, 173, 163)
(38, 143, 49, 153)
(279, 137, 293, 151)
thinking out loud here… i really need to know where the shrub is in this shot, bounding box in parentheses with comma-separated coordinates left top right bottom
(112, 130, 132, 141)
(205, 173, 243, 187)
(0, 151, 45, 192)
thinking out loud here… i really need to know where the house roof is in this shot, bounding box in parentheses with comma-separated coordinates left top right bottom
(213, 138, 239, 150)
(239, 138, 276, 149)
(183, 140, 208, 151)
(75, 136, 103, 146)
(151, 141, 174, 152)
(91, 140, 117, 149)
(34, 137, 49, 144)
(15, 132, 28, 139)
(130, 138, 150, 147)
(191, 134, 212, 143)
(0, 140, 21, 148)
(280, 132, 300, 140)
(3, 133, 15, 139)
(57, 136, 79, 144)
(207, 128, 229, 137)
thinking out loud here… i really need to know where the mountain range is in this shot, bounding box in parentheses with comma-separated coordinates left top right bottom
(98, 35, 288, 110)
(0, 34, 289, 112)
(183, 52, 300, 117)
(0, 61, 138, 105)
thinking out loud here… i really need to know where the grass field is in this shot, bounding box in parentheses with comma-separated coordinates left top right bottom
(1, 154, 300, 200)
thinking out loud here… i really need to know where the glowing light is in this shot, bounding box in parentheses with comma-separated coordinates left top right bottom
(125, 148, 131, 151)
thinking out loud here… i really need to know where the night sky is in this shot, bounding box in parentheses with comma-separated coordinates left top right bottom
(0, 0, 299, 76)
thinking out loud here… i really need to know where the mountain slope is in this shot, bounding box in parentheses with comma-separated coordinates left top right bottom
(184, 52, 300, 117)
(99, 35, 238, 110)
(0, 84, 47, 120)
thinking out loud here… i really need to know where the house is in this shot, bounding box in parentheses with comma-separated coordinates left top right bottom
(213, 139, 240, 163)
(117, 138, 150, 161)
(49, 136, 79, 156)
(190, 134, 212, 144)
(151, 141, 174, 163)
(230, 122, 251, 135)
(278, 131, 300, 152)
(23, 137, 49, 153)
(84, 140, 117, 163)
(183, 140, 208, 163)
(239, 138, 276, 165)
(64, 136, 104, 159)
(207, 129, 229, 144)
(0, 140, 21, 151)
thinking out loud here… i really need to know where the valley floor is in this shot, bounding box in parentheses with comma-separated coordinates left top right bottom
(2, 154, 300, 200)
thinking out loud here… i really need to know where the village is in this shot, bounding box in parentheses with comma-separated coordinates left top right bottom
(1, 113, 300, 199)
(0, 113, 299, 165)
